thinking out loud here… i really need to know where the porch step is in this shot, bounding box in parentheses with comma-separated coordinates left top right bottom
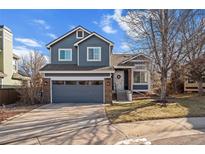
(117, 91, 128, 101)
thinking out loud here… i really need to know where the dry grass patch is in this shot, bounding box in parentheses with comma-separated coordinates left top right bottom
(105, 95, 205, 123)
(0, 104, 41, 123)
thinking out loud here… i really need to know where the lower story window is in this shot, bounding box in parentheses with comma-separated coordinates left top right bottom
(65, 81, 77, 85)
(52, 80, 104, 85)
(133, 71, 148, 83)
(79, 81, 90, 85)
(90, 81, 103, 85)
(53, 81, 64, 85)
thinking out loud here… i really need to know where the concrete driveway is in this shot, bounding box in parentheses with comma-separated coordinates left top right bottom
(0, 103, 125, 145)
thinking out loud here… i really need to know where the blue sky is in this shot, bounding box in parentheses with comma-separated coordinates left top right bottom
(0, 9, 130, 58)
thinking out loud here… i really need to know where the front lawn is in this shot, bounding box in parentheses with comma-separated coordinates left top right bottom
(105, 94, 205, 123)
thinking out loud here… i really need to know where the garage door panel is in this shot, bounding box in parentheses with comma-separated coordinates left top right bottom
(52, 82, 103, 103)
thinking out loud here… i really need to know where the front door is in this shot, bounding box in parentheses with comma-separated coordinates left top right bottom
(114, 70, 124, 91)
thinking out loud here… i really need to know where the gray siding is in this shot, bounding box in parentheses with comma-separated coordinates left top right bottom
(50, 31, 90, 64)
(78, 35, 110, 67)
(133, 84, 148, 90)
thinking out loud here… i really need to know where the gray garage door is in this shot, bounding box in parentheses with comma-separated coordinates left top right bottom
(52, 80, 103, 103)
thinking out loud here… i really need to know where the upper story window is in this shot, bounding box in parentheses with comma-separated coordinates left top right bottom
(58, 48, 72, 61)
(76, 30, 84, 39)
(87, 47, 101, 61)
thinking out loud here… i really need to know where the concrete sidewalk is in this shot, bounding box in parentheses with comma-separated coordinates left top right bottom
(1, 102, 205, 144)
(113, 117, 205, 143)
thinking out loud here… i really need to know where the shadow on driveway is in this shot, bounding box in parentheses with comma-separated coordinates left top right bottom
(0, 103, 125, 145)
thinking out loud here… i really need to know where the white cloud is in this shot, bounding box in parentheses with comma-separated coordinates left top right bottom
(13, 46, 33, 57)
(15, 38, 42, 47)
(101, 14, 117, 34)
(113, 9, 130, 32)
(120, 42, 130, 50)
(13, 46, 49, 63)
(93, 21, 98, 25)
(102, 25, 117, 34)
(47, 33, 57, 39)
(33, 19, 50, 30)
(100, 9, 130, 35)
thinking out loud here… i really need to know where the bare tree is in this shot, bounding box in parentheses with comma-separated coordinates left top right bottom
(121, 9, 202, 102)
(182, 12, 205, 94)
(186, 56, 205, 95)
(19, 50, 47, 104)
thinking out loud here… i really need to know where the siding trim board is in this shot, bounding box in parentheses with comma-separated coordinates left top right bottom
(74, 33, 114, 46)
(46, 26, 91, 48)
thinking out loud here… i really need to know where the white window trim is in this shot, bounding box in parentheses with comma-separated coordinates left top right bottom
(87, 47, 101, 62)
(76, 30, 84, 39)
(58, 48, 72, 61)
(133, 70, 148, 84)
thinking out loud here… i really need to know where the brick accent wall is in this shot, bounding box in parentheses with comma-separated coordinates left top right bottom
(42, 78, 51, 103)
(104, 78, 112, 104)
(128, 68, 132, 90)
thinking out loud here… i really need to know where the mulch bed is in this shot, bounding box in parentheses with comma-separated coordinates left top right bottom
(0, 103, 42, 123)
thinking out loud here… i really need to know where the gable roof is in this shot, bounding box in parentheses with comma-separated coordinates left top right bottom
(46, 26, 91, 49)
(121, 53, 152, 64)
(111, 54, 132, 66)
(74, 32, 114, 46)
(40, 64, 114, 73)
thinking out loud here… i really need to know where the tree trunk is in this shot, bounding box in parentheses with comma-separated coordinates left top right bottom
(198, 80, 204, 96)
(160, 73, 167, 103)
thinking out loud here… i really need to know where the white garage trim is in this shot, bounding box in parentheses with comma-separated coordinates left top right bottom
(103, 81, 105, 103)
(40, 70, 114, 73)
(50, 78, 105, 104)
(50, 79, 53, 103)
(48, 76, 109, 81)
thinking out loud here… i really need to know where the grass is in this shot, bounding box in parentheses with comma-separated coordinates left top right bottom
(105, 94, 205, 123)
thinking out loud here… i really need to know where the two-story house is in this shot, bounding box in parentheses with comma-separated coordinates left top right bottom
(40, 26, 152, 104)
(0, 25, 29, 88)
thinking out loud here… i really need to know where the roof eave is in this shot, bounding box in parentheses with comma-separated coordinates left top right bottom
(39, 70, 115, 73)
(74, 33, 114, 46)
(46, 26, 91, 49)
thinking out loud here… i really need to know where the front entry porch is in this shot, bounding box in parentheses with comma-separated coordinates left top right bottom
(112, 68, 151, 101)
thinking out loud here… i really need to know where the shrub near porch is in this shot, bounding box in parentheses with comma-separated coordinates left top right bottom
(105, 95, 205, 123)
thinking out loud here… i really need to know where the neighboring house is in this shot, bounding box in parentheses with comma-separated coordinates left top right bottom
(0, 25, 29, 88)
(184, 78, 205, 92)
(40, 26, 152, 104)
(184, 56, 205, 92)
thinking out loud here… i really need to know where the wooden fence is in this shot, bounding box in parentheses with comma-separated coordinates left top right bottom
(0, 88, 20, 105)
